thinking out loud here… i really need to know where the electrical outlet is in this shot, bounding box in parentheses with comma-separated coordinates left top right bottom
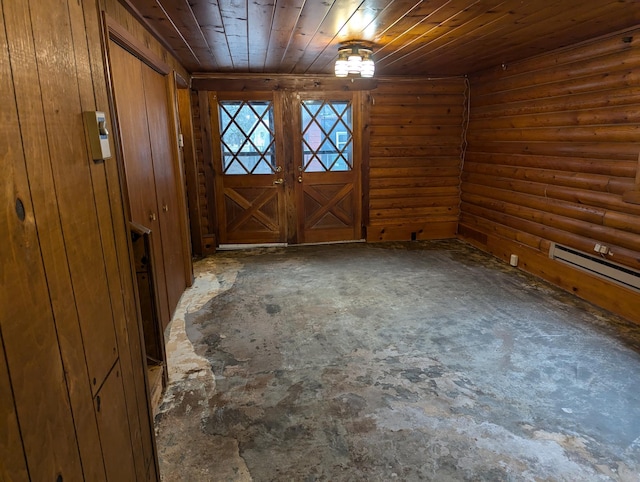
(599, 245, 609, 255)
(594, 243, 602, 253)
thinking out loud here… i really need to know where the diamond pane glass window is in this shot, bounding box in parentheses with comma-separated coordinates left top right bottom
(219, 100, 276, 175)
(301, 100, 352, 172)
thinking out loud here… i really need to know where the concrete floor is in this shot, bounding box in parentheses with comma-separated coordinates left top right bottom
(155, 240, 640, 481)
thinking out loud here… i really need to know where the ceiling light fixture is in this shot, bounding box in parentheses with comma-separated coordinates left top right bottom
(335, 43, 375, 78)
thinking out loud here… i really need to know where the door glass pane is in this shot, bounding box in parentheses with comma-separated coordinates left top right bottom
(219, 100, 276, 175)
(301, 100, 352, 173)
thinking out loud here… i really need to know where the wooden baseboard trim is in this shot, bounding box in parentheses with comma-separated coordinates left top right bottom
(366, 221, 457, 242)
(457, 227, 640, 325)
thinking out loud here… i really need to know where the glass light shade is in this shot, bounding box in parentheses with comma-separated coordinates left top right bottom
(360, 55, 375, 78)
(334, 44, 375, 78)
(334, 57, 348, 77)
(347, 54, 362, 74)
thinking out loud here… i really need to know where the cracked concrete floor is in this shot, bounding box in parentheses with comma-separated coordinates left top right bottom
(155, 240, 640, 481)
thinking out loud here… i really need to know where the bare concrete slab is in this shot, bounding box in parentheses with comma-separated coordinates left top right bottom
(156, 240, 640, 481)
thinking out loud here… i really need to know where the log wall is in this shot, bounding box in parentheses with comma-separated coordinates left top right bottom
(367, 78, 467, 241)
(187, 77, 467, 248)
(461, 27, 640, 323)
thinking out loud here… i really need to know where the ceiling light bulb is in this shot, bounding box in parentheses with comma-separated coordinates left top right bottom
(360, 51, 375, 77)
(334, 58, 348, 77)
(360, 58, 375, 77)
(347, 53, 362, 74)
(335, 44, 375, 78)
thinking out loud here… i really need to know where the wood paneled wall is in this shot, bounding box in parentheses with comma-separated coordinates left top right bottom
(461, 27, 640, 323)
(191, 89, 218, 254)
(101, 0, 188, 80)
(367, 78, 467, 241)
(0, 0, 189, 479)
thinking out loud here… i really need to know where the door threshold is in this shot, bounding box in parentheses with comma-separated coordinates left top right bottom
(218, 239, 366, 250)
(289, 239, 366, 247)
(217, 243, 288, 251)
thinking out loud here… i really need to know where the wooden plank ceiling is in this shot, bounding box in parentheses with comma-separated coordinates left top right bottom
(121, 0, 640, 76)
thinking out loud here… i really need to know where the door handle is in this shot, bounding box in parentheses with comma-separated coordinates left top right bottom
(273, 178, 284, 185)
(162, 204, 169, 212)
(149, 212, 157, 221)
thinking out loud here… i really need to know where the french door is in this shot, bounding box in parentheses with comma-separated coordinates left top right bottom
(295, 93, 362, 244)
(211, 94, 286, 244)
(212, 91, 362, 245)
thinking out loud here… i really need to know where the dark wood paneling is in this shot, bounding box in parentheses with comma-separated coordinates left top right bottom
(462, 26, 640, 323)
(192, 73, 378, 92)
(197, 90, 219, 251)
(103, 0, 191, 77)
(119, 0, 640, 77)
(274, 90, 298, 244)
(178, 88, 204, 254)
(366, 78, 466, 241)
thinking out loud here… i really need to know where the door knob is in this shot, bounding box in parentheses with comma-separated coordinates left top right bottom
(275, 165, 283, 172)
(149, 212, 157, 221)
(162, 204, 169, 212)
(298, 176, 303, 183)
(273, 178, 284, 185)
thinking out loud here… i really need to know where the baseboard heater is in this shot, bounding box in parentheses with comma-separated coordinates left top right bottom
(549, 242, 640, 293)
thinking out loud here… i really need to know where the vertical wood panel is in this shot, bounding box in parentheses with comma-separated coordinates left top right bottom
(367, 78, 466, 241)
(199, 91, 219, 243)
(29, 0, 119, 393)
(86, 5, 160, 480)
(109, 41, 172, 327)
(102, 0, 189, 78)
(0, 336, 29, 481)
(178, 88, 204, 254)
(0, 1, 84, 478)
(168, 74, 194, 287)
(3, 0, 163, 479)
(94, 362, 137, 481)
(274, 90, 298, 244)
(4, 0, 109, 477)
(142, 62, 188, 316)
(462, 27, 640, 323)
(77, 1, 159, 479)
(360, 90, 372, 230)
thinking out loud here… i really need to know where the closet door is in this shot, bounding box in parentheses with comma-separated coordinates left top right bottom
(141, 64, 187, 313)
(108, 41, 170, 325)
